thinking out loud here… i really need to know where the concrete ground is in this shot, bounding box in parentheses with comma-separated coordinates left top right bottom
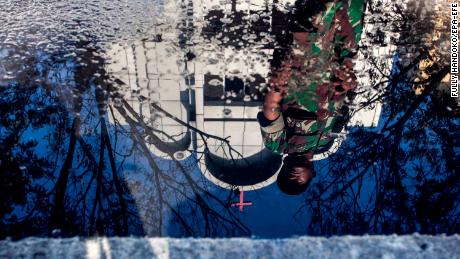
(0, 235, 459, 259)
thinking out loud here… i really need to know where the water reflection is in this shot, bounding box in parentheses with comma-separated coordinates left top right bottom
(0, 0, 458, 239)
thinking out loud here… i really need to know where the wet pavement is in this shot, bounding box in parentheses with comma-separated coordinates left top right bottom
(0, 0, 458, 239)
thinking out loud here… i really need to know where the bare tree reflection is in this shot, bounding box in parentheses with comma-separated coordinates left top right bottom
(0, 38, 249, 238)
(299, 1, 459, 235)
(111, 97, 250, 236)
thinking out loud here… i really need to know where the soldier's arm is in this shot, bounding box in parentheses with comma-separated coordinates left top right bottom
(257, 111, 288, 154)
(257, 91, 288, 153)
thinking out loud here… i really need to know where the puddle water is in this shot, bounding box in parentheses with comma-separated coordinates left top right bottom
(0, 0, 458, 239)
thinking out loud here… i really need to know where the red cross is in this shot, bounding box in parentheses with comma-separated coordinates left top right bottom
(231, 190, 252, 212)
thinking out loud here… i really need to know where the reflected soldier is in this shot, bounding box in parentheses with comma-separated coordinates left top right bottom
(258, 0, 365, 195)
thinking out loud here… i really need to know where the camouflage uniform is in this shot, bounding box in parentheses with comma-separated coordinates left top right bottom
(259, 0, 365, 155)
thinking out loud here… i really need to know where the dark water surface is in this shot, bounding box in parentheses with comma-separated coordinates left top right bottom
(0, 0, 459, 239)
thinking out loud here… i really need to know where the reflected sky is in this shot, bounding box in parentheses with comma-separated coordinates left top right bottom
(0, 0, 458, 239)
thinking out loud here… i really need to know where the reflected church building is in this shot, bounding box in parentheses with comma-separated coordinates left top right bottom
(106, 0, 398, 191)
